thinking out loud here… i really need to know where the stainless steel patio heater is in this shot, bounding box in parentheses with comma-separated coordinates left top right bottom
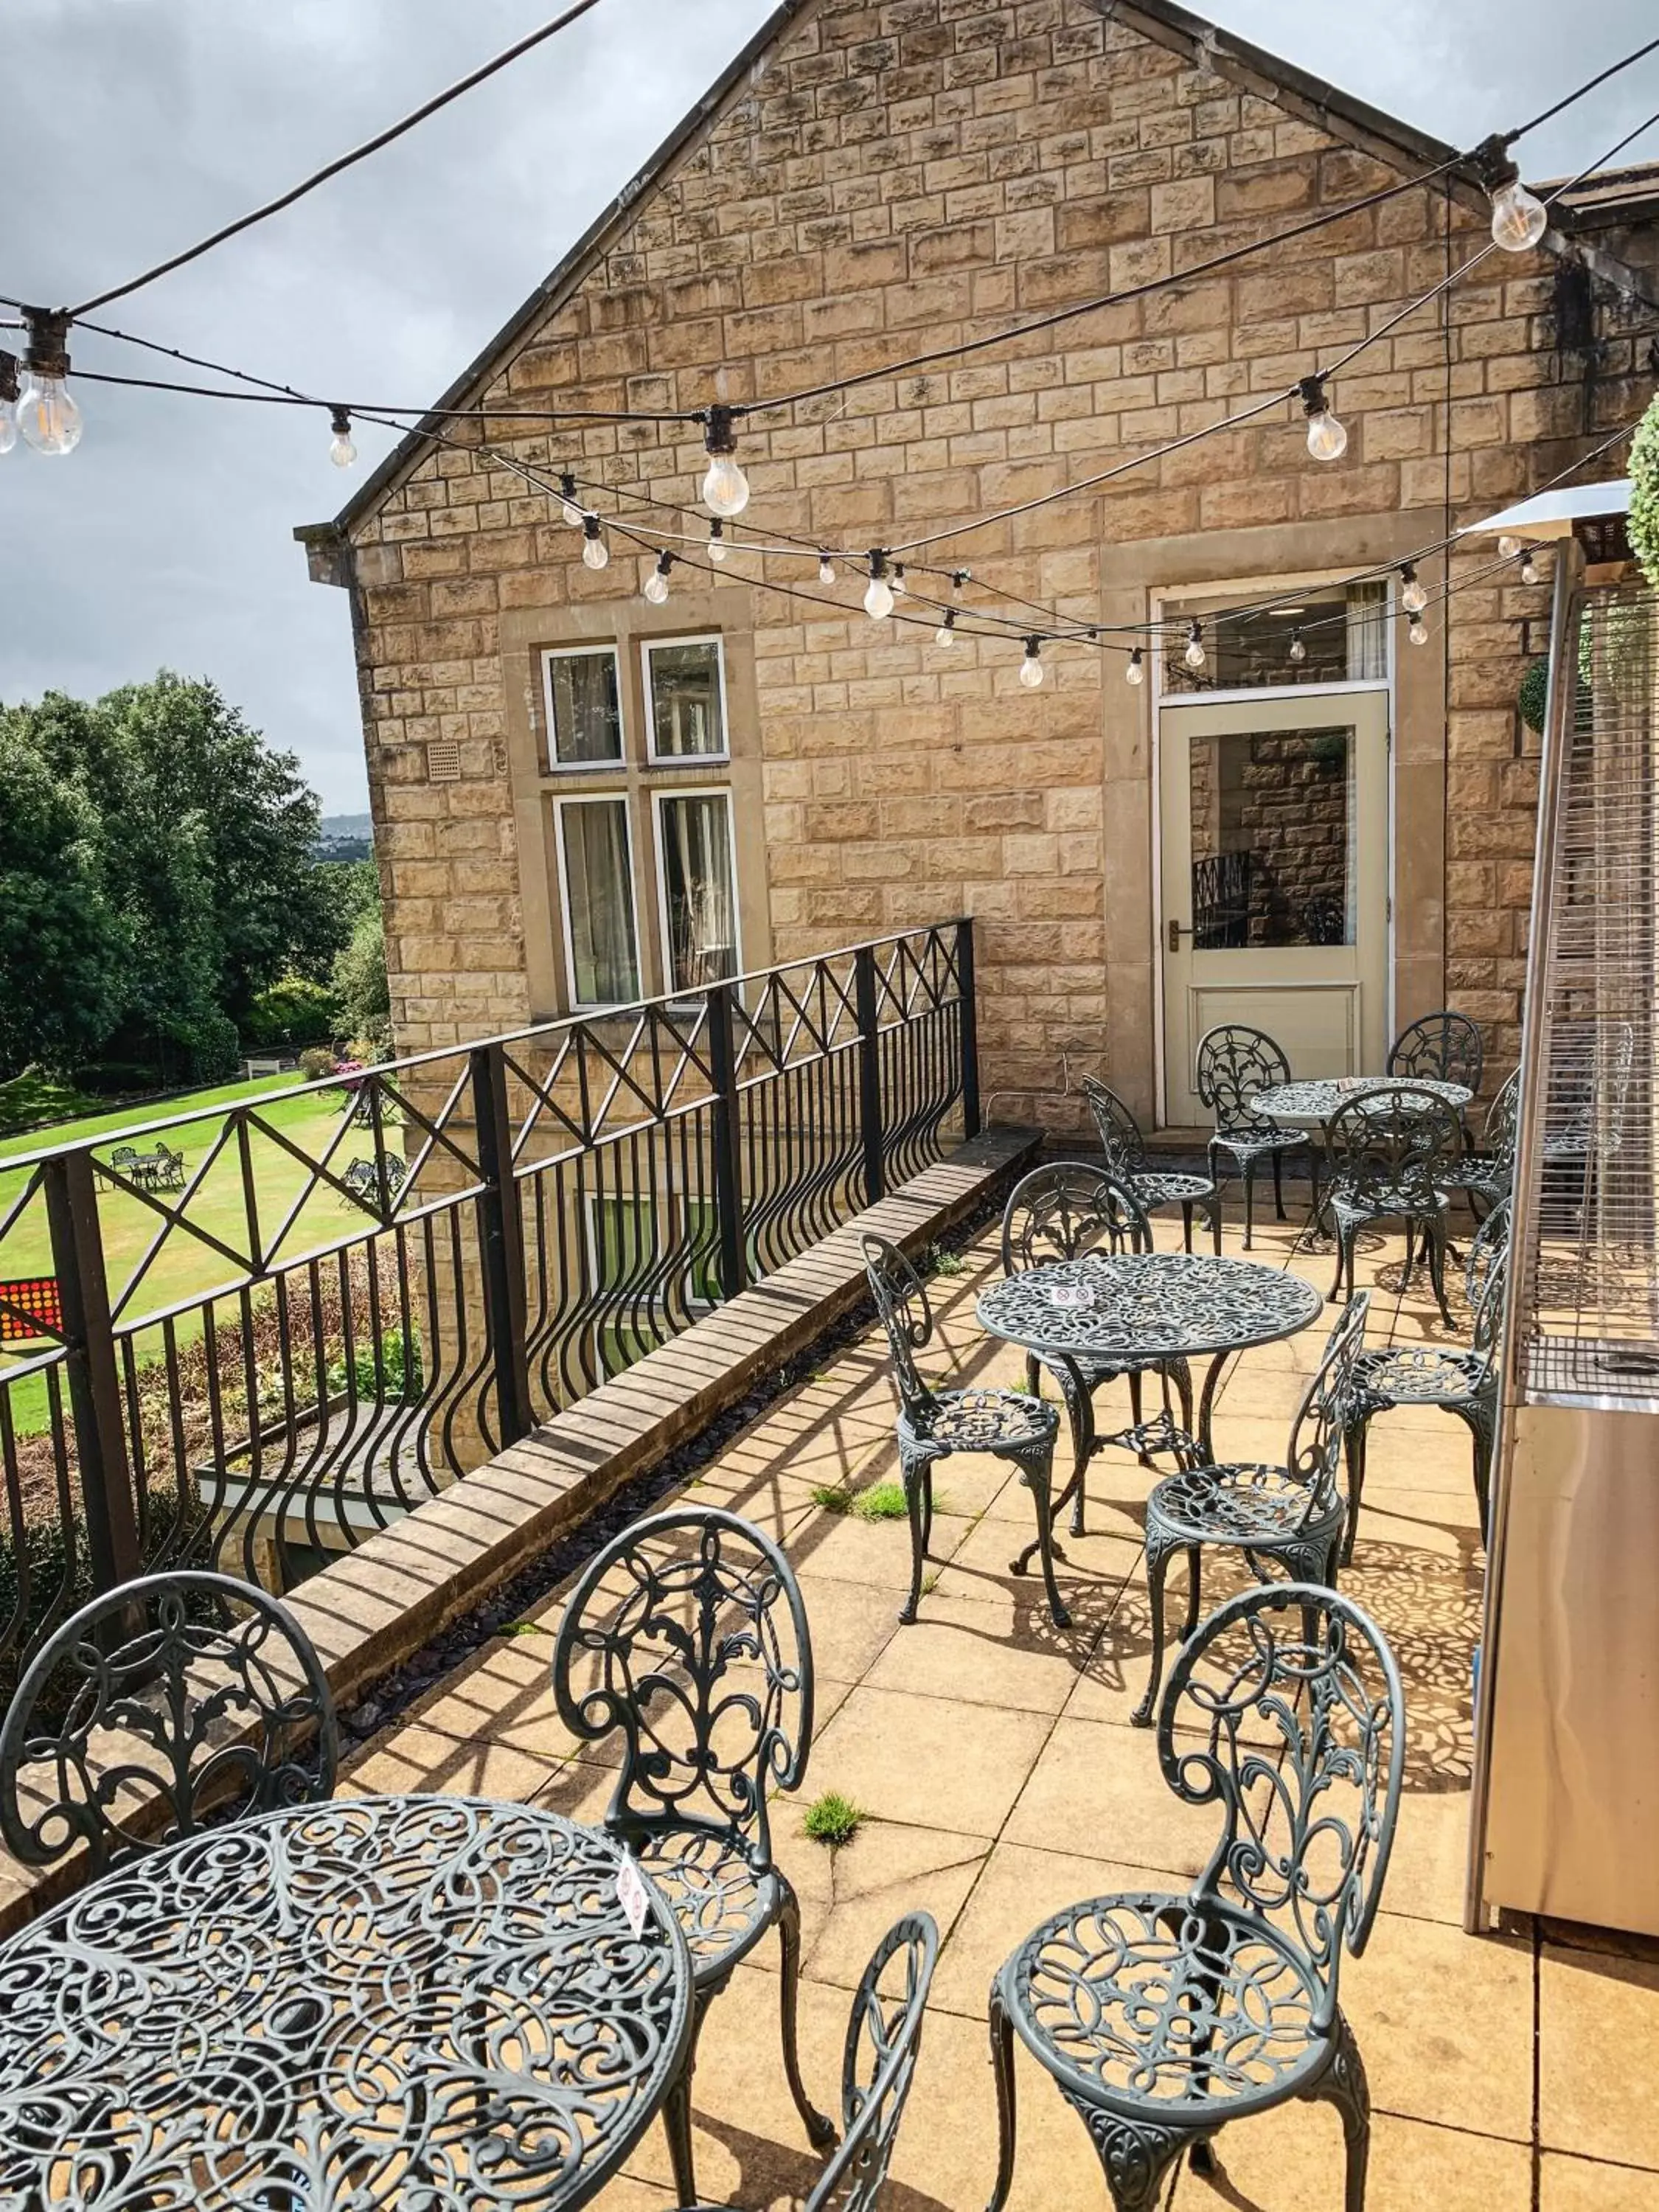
(1468, 486, 1659, 1936)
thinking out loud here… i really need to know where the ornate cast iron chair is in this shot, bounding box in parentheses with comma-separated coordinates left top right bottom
(1080, 1076, 1221, 1255)
(1341, 1202, 1512, 1560)
(1195, 1024, 1302, 1251)
(989, 1581, 1405, 2212)
(1001, 1163, 1194, 1526)
(1324, 1085, 1463, 1326)
(686, 1911, 938, 2212)
(1387, 1009, 1484, 1094)
(861, 1231, 1067, 1627)
(1440, 1068, 1519, 1220)
(0, 1570, 337, 1879)
(552, 1506, 833, 2206)
(1131, 1293, 1369, 1728)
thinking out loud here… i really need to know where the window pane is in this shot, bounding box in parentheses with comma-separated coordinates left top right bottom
(648, 641, 726, 757)
(658, 793, 737, 992)
(1188, 726, 1355, 948)
(1164, 583, 1389, 692)
(560, 801, 639, 1004)
(546, 649, 622, 765)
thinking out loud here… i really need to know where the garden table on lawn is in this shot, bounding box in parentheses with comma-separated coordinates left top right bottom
(976, 1251, 1324, 1526)
(0, 1793, 694, 2212)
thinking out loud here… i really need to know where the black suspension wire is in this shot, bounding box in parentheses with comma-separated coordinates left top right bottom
(1507, 34, 1659, 143)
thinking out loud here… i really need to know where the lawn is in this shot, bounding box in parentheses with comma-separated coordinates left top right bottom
(0, 1074, 407, 1435)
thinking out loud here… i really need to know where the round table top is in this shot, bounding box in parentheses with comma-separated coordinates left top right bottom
(0, 1793, 694, 2212)
(976, 1251, 1324, 1363)
(1251, 1074, 1471, 1130)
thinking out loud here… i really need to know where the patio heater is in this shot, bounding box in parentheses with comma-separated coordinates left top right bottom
(1467, 479, 1659, 1937)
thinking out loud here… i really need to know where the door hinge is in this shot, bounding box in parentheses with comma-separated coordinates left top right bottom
(1386, 895, 1394, 922)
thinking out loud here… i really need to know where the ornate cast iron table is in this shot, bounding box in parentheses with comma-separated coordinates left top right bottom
(0, 1792, 695, 2212)
(976, 1251, 1324, 1493)
(1250, 1074, 1471, 1131)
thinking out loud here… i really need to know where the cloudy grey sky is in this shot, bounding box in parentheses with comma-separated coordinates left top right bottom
(1, 0, 1655, 810)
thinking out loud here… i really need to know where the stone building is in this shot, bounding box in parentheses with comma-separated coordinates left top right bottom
(297, 0, 1659, 1134)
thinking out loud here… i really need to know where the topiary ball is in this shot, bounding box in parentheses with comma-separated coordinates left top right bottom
(1517, 655, 1551, 734)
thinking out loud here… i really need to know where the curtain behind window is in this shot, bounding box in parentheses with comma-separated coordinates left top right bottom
(1345, 582, 1388, 681)
(659, 795, 737, 992)
(561, 801, 639, 1005)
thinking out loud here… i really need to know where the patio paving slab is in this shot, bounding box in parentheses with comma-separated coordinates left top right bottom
(1540, 1943, 1659, 2168)
(809, 1682, 1053, 1839)
(1542, 2152, 1659, 2208)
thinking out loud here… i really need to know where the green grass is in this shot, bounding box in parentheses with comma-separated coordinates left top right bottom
(810, 1480, 945, 1522)
(927, 1245, 967, 1278)
(802, 1791, 867, 1848)
(0, 1069, 309, 1162)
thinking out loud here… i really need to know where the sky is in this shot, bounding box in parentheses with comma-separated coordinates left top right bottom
(1, 0, 1655, 812)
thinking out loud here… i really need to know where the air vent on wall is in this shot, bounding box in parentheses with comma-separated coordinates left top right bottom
(426, 740, 462, 782)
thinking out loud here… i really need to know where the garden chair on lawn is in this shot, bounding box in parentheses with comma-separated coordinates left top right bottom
(551, 1506, 835, 2208)
(989, 1580, 1404, 2212)
(862, 1230, 1066, 1628)
(0, 1570, 336, 1879)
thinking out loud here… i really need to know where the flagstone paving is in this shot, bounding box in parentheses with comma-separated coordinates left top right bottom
(343, 1185, 1659, 2210)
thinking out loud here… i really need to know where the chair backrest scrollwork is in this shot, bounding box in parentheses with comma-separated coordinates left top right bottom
(1195, 1024, 1291, 1137)
(1388, 1009, 1484, 1093)
(1465, 1194, 1511, 1311)
(552, 1507, 813, 1873)
(1482, 1069, 1520, 1169)
(807, 1911, 938, 2212)
(1078, 1077, 1147, 1178)
(0, 1571, 337, 1879)
(999, 1161, 1152, 1276)
(1283, 1290, 1371, 1526)
(1160, 1581, 1405, 2030)
(860, 1232, 939, 1427)
(1325, 1084, 1462, 1209)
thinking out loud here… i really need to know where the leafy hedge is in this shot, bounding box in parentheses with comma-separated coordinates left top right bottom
(1632, 392, 1659, 590)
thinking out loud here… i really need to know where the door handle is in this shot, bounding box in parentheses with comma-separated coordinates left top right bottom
(1167, 919, 1191, 953)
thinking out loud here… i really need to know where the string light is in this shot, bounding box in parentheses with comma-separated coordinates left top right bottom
(891, 563, 907, 599)
(15, 310, 82, 456)
(863, 550, 894, 622)
(818, 552, 835, 585)
(1288, 629, 1307, 664)
(1126, 647, 1144, 686)
(700, 403, 750, 518)
(558, 471, 582, 527)
(643, 549, 674, 604)
(1472, 134, 1549, 253)
(581, 514, 608, 570)
(1299, 374, 1347, 463)
(1018, 637, 1044, 689)
(327, 406, 357, 468)
(0, 352, 17, 455)
(1520, 548, 1540, 585)
(707, 518, 728, 563)
(1408, 613, 1429, 647)
(1497, 534, 1523, 560)
(1184, 622, 1206, 673)
(1399, 563, 1428, 615)
(935, 608, 957, 647)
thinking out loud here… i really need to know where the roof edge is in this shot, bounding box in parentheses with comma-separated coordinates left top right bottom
(299, 0, 819, 546)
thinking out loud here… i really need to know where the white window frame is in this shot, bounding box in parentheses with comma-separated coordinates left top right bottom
(553, 791, 643, 1011)
(641, 632, 732, 765)
(653, 784, 742, 998)
(582, 1188, 722, 1316)
(541, 642, 626, 773)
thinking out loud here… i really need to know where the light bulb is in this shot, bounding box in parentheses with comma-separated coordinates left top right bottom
(891, 564, 907, 598)
(1288, 630, 1307, 665)
(1306, 407, 1347, 462)
(0, 400, 15, 457)
(1183, 623, 1206, 674)
(644, 552, 673, 604)
(1496, 534, 1521, 560)
(707, 520, 728, 564)
(16, 371, 82, 456)
(1400, 564, 1427, 616)
(1520, 550, 1540, 585)
(864, 553, 894, 621)
(327, 408, 356, 469)
(1126, 649, 1144, 686)
(559, 473, 583, 528)
(582, 517, 608, 571)
(1408, 614, 1428, 647)
(703, 451, 750, 518)
(935, 611, 956, 647)
(1490, 177, 1548, 254)
(1019, 639, 1044, 689)
(818, 553, 835, 585)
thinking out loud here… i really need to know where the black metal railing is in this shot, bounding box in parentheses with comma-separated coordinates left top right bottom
(0, 920, 976, 1682)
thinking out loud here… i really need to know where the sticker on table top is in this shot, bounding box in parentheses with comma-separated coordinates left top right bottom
(617, 1851, 650, 1937)
(1045, 1282, 1096, 1310)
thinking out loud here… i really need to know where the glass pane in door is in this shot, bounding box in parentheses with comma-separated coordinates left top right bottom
(1187, 725, 1356, 948)
(658, 793, 738, 992)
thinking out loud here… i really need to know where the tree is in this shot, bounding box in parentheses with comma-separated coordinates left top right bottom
(286, 858, 380, 985)
(331, 901, 390, 1050)
(0, 726, 126, 1079)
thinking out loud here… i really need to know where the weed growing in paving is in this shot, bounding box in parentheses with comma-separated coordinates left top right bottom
(803, 1791, 867, 1848)
(811, 1481, 947, 1521)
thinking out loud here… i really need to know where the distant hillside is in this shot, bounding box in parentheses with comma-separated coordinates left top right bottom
(315, 812, 374, 861)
